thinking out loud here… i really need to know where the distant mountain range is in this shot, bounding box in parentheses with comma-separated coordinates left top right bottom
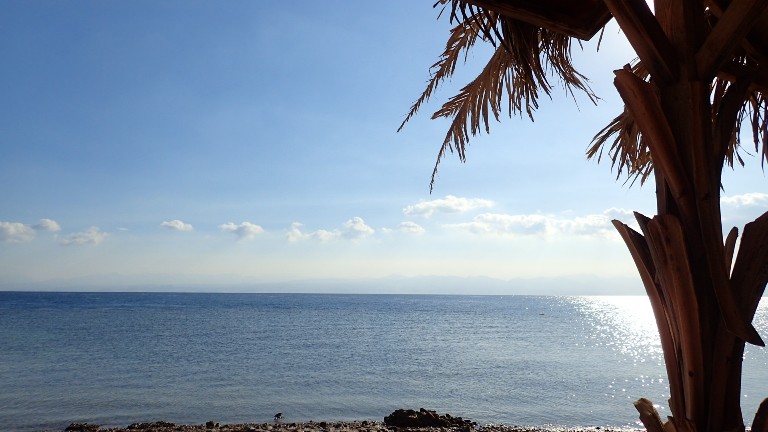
(0, 273, 645, 295)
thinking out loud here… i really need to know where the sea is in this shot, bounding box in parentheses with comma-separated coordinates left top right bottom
(1, 292, 767, 432)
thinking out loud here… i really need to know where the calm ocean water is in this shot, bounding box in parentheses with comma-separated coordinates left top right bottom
(1, 292, 767, 432)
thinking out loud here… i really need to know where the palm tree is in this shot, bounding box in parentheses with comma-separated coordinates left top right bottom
(400, 1, 768, 431)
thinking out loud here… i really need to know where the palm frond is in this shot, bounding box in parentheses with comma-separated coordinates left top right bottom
(587, 108, 652, 186)
(409, 1, 767, 190)
(733, 84, 768, 168)
(587, 61, 654, 184)
(427, 44, 516, 190)
(400, 0, 598, 191)
(701, 3, 768, 172)
(397, 5, 482, 132)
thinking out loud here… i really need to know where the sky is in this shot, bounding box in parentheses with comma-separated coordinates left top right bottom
(1, 1, 766, 294)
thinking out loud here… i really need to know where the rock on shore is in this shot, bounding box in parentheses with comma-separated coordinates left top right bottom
(384, 409, 475, 429)
(67, 422, 634, 432)
(64, 409, 640, 432)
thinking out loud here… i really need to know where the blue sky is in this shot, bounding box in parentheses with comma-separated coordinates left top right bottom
(1, 1, 766, 293)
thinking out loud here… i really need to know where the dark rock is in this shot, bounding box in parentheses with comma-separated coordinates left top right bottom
(206, 420, 216, 428)
(126, 422, 176, 430)
(65, 424, 99, 432)
(384, 408, 476, 429)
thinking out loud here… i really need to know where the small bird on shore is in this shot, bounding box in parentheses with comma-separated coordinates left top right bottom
(274, 413, 282, 422)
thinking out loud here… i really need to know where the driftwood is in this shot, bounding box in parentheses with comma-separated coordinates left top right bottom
(634, 398, 665, 432)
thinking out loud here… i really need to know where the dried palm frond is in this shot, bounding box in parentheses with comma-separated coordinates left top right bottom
(400, 0, 598, 191)
(587, 61, 653, 185)
(587, 57, 768, 183)
(709, 37, 768, 170)
(747, 91, 768, 166)
(408, 1, 768, 190)
(587, 108, 652, 186)
(587, 7, 768, 182)
(723, 79, 768, 169)
(703, 5, 768, 171)
(397, 3, 482, 132)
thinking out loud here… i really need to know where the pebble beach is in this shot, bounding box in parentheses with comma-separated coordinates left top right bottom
(65, 421, 641, 432)
(60, 408, 644, 432)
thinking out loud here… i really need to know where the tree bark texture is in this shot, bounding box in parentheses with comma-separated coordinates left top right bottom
(606, 1, 768, 430)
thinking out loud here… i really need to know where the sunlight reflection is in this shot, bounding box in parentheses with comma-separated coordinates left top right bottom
(569, 296, 768, 424)
(572, 296, 661, 359)
(742, 301, 768, 416)
(569, 295, 668, 416)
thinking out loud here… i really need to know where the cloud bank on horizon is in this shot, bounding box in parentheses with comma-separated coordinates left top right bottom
(2, 192, 765, 289)
(2, 192, 764, 245)
(0, 193, 768, 253)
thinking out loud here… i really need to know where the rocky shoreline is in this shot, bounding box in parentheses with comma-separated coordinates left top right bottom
(62, 409, 642, 432)
(65, 421, 639, 432)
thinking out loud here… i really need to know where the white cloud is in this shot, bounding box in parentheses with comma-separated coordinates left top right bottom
(722, 192, 768, 207)
(446, 211, 617, 239)
(603, 207, 635, 222)
(403, 195, 494, 218)
(286, 223, 333, 242)
(398, 221, 426, 235)
(449, 213, 551, 236)
(287, 217, 374, 242)
(0, 221, 36, 243)
(287, 222, 307, 242)
(720, 192, 768, 228)
(342, 217, 374, 239)
(57, 227, 108, 246)
(564, 214, 617, 237)
(220, 221, 264, 240)
(33, 218, 61, 232)
(161, 219, 194, 231)
(0, 218, 61, 242)
(312, 229, 338, 242)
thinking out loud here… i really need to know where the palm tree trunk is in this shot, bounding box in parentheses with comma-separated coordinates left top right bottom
(408, 1, 768, 427)
(611, 44, 768, 432)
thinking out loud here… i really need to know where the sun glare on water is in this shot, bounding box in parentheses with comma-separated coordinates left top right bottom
(568, 295, 669, 416)
(573, 295, 661, 359)
(568, 296, 768, 424)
